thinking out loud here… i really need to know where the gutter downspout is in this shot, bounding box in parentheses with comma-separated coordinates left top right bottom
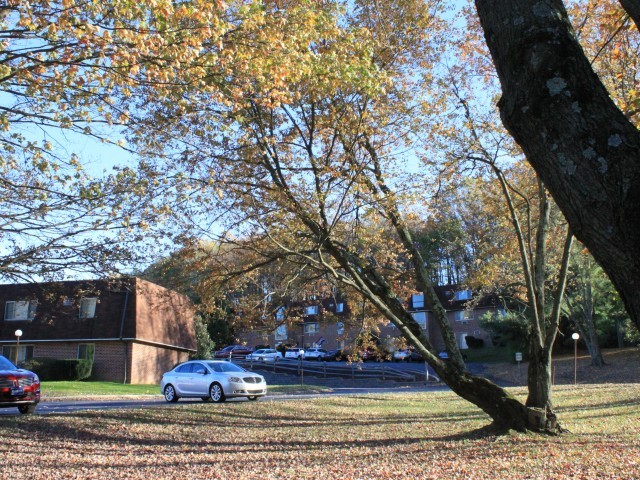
(119, 290, 130, 384)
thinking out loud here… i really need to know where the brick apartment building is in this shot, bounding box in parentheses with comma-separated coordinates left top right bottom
(0, 277, 196, 383)
(238, 285, 500, 353)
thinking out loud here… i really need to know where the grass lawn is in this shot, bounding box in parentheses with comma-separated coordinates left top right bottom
(41, 381, 160, 397)
(2, 384, 638, 479)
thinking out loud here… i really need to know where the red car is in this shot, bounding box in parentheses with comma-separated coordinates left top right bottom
(0, 355, 40, 414)
(213, 345, 253, 359)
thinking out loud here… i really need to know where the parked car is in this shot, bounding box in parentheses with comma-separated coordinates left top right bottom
(160, 360, 266, 403)
(392, 349, 412, 362)
(0, 355, 40, 414)
(284, 348, 304, 359)
(213, 345, 253, 359)
(360, 348, 388, 362)
(303, 348, 328, 360)
(408, 350, 424, 362)
(322, 349, 344, 361)
(393, 349, 424, 362)
(245, 349, 283, 362)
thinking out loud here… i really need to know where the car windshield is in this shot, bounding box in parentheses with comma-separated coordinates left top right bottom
(205, 362, 246, 373)
(0, 355, 16, 370)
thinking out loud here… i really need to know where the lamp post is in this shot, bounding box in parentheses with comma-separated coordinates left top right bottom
(572, 332, 580, 385)
(14, 329, 23, 366)
(297, 322, 305, 385)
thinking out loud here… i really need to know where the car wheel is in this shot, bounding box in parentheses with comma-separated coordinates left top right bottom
(247, 396, 259, 401)
(164, 384, 179, 403)
(18, 404, 36, 415)
(209, 383, 226, 403)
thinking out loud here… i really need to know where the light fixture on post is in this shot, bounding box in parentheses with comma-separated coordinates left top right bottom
(572, 332, 580, 385)
(14, 329, 23, 366)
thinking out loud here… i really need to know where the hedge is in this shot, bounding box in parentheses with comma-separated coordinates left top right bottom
(21, 358, 93, 381)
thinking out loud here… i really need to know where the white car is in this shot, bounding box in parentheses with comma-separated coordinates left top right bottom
(245, 349, 283, 362)
(393, 349, 411, 362)
(160, 360, 267, 403)
(303, 348, 328, 360)
(284, 348, 304, 359)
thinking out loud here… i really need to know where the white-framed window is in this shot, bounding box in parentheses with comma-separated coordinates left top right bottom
(304, 322, 319, 334)
(336, 303, 344, 313)
(453, 289, 472, 301)
(275, 324, 287, 341)
(411, 293, 425, 309)
(336, 322, 344, 335)
(79, 297, 97, 319)
(412, 311, 427, 330)
(78, 343, 95, 361)
(4, 300, 37, 321)
(305, 305, 319, 316)
(2, 345, 34, 364)
(455, 310, 473, 322)
(275, 306, 286, 321)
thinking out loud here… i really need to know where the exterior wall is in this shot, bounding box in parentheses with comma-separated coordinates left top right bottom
(129, 342, 189, 384)
(133, 278, 196, 351)
(92, 342, 128, 382)
(29, 341, 127, 382)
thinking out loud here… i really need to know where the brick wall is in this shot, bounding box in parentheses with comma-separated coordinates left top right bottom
(130, 342, 189, 384)
(93, 342, 128, 382)
(30, 341, 188, 383)
(31, 341, 127, 382)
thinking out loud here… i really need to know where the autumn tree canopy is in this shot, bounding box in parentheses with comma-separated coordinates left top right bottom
(0, 0, 226, 280)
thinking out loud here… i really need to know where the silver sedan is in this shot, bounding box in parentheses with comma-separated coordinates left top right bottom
(160, 360, 267, 403)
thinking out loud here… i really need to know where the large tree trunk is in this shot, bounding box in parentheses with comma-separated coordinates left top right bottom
(584, 321, 605, 367)
(474, 0, 640, 333)
(619, 0, 640, 30)
(527, 345, 554, 413)
(432, 361, 560, 432)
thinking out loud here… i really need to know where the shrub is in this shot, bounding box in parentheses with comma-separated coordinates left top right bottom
(465, 336, 484, 349)
(22, 358, 93, 381)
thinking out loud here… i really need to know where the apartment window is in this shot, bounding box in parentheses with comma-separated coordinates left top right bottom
(412, 311, 427, 330)
(4, 300, 37, 321)
(455, 310, 473, 322)
(411, 294, 425, 309)
(305, 305, 319, 316)
(78, 343, 95, 361)
(458, 332, 469, 349)
(336, 322, 344, 335)
(2, 345, 34, 364)
(79, 297, 97, 319)
(275, 324, 287, 341)
(304, 322, 319, 334)
(275, 306, 285, 321)
(453, 289, 472, 301)
(336, 303, 344, 313)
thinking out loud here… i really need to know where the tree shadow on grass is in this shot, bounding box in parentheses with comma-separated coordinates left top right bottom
(0, 402, 502, 461)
